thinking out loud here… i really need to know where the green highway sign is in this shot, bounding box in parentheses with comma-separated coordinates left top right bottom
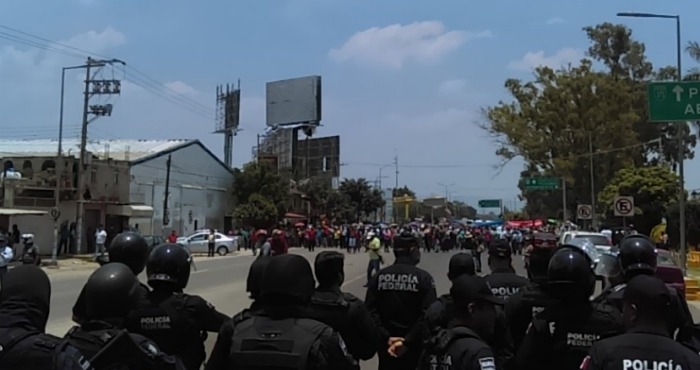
(524, 177, 559, 190)
(478, 199, 501, 208)
(648, 81, 700, 122)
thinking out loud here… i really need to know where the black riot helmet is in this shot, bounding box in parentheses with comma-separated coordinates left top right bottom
(146, 244, 192, 291)
(246, 257, 271, 300)
(527, 246, 555, 282)
(260, 254, 315, 305)
(108, 232, 149, 275)
(547, 246, 596, 301)
(394, 231, 420, 257)
(84, 262, 141, 320)
(618, 234, 657, 278)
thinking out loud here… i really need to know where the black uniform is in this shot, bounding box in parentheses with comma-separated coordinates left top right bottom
(68, 262, 184, 370)
(307, 288, 378, 363)
(206, 254, 356, 370)
(516, 247, 624, 370)
(504, 283, 559, 348)
(484, 268, 529, 301)
(0, 265, 91, 370)
(127, 244, 228, 370)
(582, 275, 700, 370)
(365, 254, 437, 370)
(419, 275, 504, 370)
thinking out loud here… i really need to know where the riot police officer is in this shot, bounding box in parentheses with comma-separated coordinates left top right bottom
(483, 238, 528, 300)
(419, 275, 504, 370)
(72, 231, 150, 324)
(65, 263, 184, 369)
(594, 235, 694, 345)
(127, 244, 229, 370)
(0, 265, 91, 370)
(505, 242, 559, 348)
(581, 275, 700, 370)
(306, 251, 378, 366)
(205, 254, 356, 370)
(365, 231, 437, 370)
(238, 256, 271, 318)
(424, 253, 476, 332)
(516, 246, 624, 370)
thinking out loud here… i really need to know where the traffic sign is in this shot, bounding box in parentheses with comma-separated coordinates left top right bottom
(648, 82, 700, 122)
(524, 177, 559, 190)
(49, 208, 60, 220)
(576, 204, 592, 220)
(478, 199, 501, 208)
(614, 196, 635, 217)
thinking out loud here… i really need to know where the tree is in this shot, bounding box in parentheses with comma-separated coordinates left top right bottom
(233, 193, 278, 229)
(481, 23, 694, 218)
(233, 162, 288, 217)
(338, 178, 385, 222)
(667, 201, 700, 250)
(393, 186, 415, 198)
(451, 201, 477, 219)
(597, 166, 679, 234)
(298, 178, 355, 223)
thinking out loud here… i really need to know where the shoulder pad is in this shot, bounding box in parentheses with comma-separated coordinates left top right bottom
(233, 309, 254, 325)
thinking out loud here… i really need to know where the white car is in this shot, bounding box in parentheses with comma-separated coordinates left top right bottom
(176, 232, 238, 256)
(559, 231, 612, 253)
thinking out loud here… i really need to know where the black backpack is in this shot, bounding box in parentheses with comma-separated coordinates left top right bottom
(229, 316, 331, 370)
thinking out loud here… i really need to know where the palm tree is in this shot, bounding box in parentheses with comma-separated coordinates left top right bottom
(685, 41, 700, 79)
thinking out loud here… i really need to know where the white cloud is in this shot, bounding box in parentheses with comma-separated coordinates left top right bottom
(164, 81, 199, 97)
(508, 47, 583, 71)
(329, 21, 491, 69)
(546, 17, 564, 25)
(438, 79, 466, 95)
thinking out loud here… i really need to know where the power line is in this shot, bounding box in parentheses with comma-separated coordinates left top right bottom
(0, 23, 215, 119)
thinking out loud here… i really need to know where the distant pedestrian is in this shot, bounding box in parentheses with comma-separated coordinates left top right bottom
(167, 230, 178, 243)
(207, 229, 216, 257)
(0, 234, 14, 281)
(94, 225, 107, 259)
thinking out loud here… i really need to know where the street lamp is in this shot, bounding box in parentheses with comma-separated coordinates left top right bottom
(617, 12, 687, 272)
(437, 182, 455, 202)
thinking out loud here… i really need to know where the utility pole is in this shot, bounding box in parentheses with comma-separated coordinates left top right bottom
(162, 154, 172, 229)
(75, 57, 125, 254)
(588, 132, 597, 230)
(393, 155, 399, 224)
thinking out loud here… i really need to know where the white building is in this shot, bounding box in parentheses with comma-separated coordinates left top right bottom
(0, 139, 234, 253)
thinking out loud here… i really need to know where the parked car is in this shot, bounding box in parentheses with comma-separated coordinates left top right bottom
(142, 235, 166, 252)
(656, 249, 686, 296)
(176, 232, 238, 256)
(560, 231, 612, 253)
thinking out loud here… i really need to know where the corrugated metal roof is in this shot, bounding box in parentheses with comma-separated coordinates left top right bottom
(0, 139, 194, 162)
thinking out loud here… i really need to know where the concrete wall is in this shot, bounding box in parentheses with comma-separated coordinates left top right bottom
(129, 143, 233, 238)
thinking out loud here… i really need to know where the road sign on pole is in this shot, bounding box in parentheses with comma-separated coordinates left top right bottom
(613, 196, 635, 217)
(478, 199, 501, 208)
(524, 177, 560, 190)
(576, 204, 592, 220)
(648, 81, 700, 122)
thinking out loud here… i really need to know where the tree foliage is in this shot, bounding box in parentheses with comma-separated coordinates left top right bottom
(481, 22, 696, 219)
(338, 178, 385, 222)
(232, 162, 288, 217)
(233, 193, 278, 230)
(598, 166, 679, 234)
(393, 186, 415, 198)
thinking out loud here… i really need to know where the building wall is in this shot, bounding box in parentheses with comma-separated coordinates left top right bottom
(129, 143, 234, 238)
(1, 157, 130, 252)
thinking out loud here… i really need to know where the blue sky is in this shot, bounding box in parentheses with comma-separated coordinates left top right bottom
(0, 0, 698, 209)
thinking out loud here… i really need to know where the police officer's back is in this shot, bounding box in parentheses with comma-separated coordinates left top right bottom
(305, 251, 378, 364)
(504, 243, 559, 348)
(235, 256, 271, 322)
(73, 232, 151, 324)
(65, 263, 184, 370)
(0, 265, 92, 370)
(127, 244, 229, 370)
(594, 235, 694, 345)
(205, 254, 355, 370)
(365, 231, 437, 370)
(582, 275, 700, 370)
(483, 239, 528, 300)
(419, 253, 476, 338)
(419, 275, 503, 370)
(516, 246, 623, 370)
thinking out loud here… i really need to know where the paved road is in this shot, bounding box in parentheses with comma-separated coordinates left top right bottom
(44, 247, 700, 369)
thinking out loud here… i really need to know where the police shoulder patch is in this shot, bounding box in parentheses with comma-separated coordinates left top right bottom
(579, 355, 591, 370)
(478, 357, 496, 370)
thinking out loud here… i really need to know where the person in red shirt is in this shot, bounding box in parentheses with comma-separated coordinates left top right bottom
(167, 230, 178, 243)
(270, 229, 289, 256)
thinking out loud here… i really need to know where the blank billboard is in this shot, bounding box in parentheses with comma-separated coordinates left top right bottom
(266, 76, 322, 127)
